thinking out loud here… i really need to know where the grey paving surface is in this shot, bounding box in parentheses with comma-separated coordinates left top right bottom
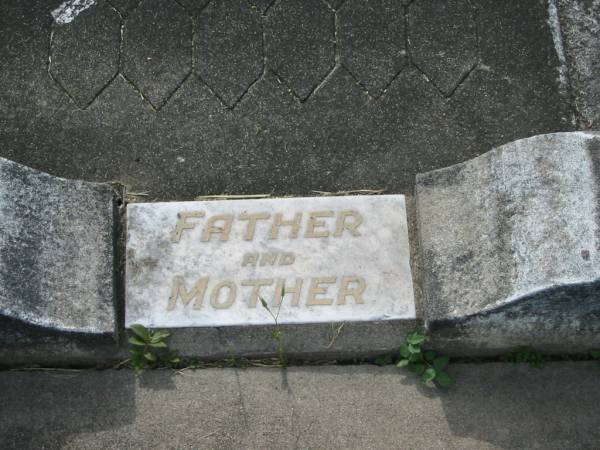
(557, 0, 600, 129)
(1, 0, 573, 200)
(1, 363, 599, 449)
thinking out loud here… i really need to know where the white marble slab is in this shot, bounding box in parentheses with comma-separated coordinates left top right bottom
(125, 195, 415, 328)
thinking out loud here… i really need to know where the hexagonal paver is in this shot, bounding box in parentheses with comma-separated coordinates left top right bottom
(324, 0, 345, 9)
(265, 0, 335, 100)
(339, 0, 406, 97)
(122, 0, 192, 109)
(176, 0, 212, 15)
(247, 0, 276, 14)
(408, 0, 478, 96)
(50, 0, 121, 108)
(108, 0, 141, 16)
(195, 0, 263, 107)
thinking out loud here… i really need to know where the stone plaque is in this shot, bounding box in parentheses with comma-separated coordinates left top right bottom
(125, 195, 415, 328)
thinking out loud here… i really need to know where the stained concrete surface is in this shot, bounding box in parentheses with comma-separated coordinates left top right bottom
(1, 0, 574, 200)
(1, 363, 599, 449)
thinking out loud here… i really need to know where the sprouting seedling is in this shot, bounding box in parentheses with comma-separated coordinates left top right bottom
(394, 331, 453, 388)
(502, 346, 544, 368)
(127, 324, 180, 373)
(591, 350, 600, 367)
(259, 286, 285, 326)
(259, 287, 286, 367)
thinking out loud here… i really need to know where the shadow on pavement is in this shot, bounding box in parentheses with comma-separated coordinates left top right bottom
(0, 370, 136, 449)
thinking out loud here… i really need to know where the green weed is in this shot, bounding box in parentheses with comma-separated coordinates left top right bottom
(127, 324, 180, 373)
(502, 346, 544, 368)
(377, 331, 452, 389)
(590, 350, 600, 367)
(397, 331, 453, 388)
(259, 290, 286, 367)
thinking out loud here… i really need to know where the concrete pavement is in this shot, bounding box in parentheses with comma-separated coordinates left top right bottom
(1, 362, 599, 449)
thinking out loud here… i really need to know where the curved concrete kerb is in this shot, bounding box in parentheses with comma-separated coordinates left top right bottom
(417, 131, 600, 355)
(0, 157, 117, 336)
(3, 130, 600, 366)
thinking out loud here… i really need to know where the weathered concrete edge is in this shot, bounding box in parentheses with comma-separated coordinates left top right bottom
(0, 315, 122, 368)
(425, 281, 600, 356)
(9, 128, 600, 364)
(163, 318, 417, 361)
(0, 157, 123, 366)
(415, 131, 600, 356)
(0, 319, 418, 368)
(0, 156, 119, 334)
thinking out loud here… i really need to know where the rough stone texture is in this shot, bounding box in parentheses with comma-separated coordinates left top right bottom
(1, 0, 572, 200)
(162, 319, 416, 361)
(108, 0, 140, 16)
(248, 0, 275, 14)
(265, 0, 335, 100)
(416, 132, 600, 355)
(408, 0, 478, 96)
(177, 0, 212, 16)
(2, 363, 600, 449)
(338, 0, 407, 97)
(122, 0, 192, 109)
(50, 0, 121, 108)
(556, 0, 600, 128)
(324, 0, 346, 10)
(195, 0, 263, 107)
(0, 157, 118, 365)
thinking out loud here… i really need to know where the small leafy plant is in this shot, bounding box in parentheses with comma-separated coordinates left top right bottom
(590, 350, 600, 367)
(502, 346, 544, 368)
(259, 292, 286, 367)
(395, 331, 452, 388)
(128, 324, 180, 373)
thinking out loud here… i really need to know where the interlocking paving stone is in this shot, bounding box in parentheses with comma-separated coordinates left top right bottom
(324, 0, 345, 9)
(0, 0, 573, 200)
(339, 0, 407, 97)
(50, 0, 121, 108)
(248, 0, 276, 14)
(107, 0, 140, 16)
(176, 0, 211, 15)
(195, 0, 263, 107)
(265, 0, 335, 100)
(557, 0, 600, 129)
(122, 0, 192, 108)
(409, 0, 478, 96)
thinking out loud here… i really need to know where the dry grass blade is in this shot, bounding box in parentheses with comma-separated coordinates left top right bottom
(326, 322, 345, 349)
(312, 189, 386, 196)
(9, 367, 89, 372)
(126, 191, 150, 197)
(112, 359, 130, 369)
(194, 194, 272, 201)
(247, 357, 287, 368)
(125, 191, 151, 202)
(199, 431, 218, 439)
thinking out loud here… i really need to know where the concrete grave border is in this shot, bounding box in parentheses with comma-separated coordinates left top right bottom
(416, 131, 600, 356)
(0, 157, 121, 366)
(1, 131, 599, 365)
